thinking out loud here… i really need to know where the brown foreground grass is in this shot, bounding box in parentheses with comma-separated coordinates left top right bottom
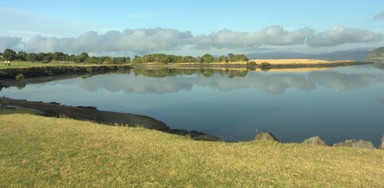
(1, 110, 384, 187)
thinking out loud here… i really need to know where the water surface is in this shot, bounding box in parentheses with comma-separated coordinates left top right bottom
(2, 65, 384, 146)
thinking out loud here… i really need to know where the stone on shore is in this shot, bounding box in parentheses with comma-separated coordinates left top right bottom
(378, 135, 384, 150)
(255, 132, 279, 142)
(302, 136, 326, 146)
(333, 139, 375, 149)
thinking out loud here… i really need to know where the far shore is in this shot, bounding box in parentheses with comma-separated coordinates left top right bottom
(0, 59, 373, 80)
(132, 58, 373, 71)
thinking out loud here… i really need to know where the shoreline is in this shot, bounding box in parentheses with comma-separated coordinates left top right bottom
(0, 64, 132, 80)
(0, 59, 374, 80)
(132, 59, 373, 70)
(1, 97, 220, 141)
(2, 97, 383, 149)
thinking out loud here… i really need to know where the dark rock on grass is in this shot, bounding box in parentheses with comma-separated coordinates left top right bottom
(166, 129, 190, 136)
(302, 136, 326, 146)
(166, 129, 220, 141)
(192, 135, 220, 142)
(333, 139, 375, 149)
(379, 135, 384, 150)
(255, 132, 279, 142)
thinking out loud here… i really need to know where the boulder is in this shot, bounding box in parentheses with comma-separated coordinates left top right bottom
(255, 132, 279, 142)
(378, 135, 384, 150)
(333, 139, 375, 149)
(302, 136, 326, 146)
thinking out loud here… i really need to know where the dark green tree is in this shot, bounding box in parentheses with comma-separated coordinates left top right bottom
(3, 49, 17, 60)
(17, 51, 27, 61)
(26, 53, 38, 62)
(77, 52, 89, 63)
(202, 54, 215, 63)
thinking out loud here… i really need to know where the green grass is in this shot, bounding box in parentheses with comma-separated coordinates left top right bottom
(0, 61, 62, 69)
(1, 110, 384, 187)
(0, 61, 119, 70)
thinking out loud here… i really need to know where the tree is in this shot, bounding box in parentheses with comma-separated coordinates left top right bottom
(202, 54, 215, 63)
(236, 54, 248, 62)
(78, 52, 89, 63)
(52, 52, 66, 61)
(218, 55, 228, 63)
(131, 55, 142, 64)
(3, 49, 17, 61)
(26, 53, 38, 62)
(228, 53, 235, 62)
(17, 51, 27, 61)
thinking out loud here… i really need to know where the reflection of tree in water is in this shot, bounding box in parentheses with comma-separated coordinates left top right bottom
(16, 82, 26, 90)
(132, 68, 249, 78)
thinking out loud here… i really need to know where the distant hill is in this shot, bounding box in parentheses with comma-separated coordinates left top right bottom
(247, 49, 371, 61)
(366, 47, 384, 59)
(366, 47, 384, 64)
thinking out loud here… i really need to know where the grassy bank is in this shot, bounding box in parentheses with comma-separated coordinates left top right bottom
(1, 110, 383, 187)
(0, 62, 131, 80)
(0, 61, 127, 70)
(0, 61, 78, 70)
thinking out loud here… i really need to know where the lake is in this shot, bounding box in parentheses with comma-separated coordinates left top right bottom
(2, 65, 384, 146)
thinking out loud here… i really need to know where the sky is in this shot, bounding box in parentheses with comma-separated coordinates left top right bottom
(1, 0, 384, 56)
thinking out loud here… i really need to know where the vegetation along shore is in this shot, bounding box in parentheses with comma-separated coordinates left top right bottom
(0, 48, 374, 80)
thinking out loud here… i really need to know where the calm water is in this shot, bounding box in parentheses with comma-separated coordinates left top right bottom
(2, 65, 384, 146)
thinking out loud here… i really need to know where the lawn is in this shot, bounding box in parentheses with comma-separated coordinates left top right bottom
(0, 61, 64, 69)
(0, 61, 115, 70)
(1, 109, 383, 187)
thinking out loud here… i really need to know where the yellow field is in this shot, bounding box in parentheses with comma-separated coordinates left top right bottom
(250, 59, 353, 65)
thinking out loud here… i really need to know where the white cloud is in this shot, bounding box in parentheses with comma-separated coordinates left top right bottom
(194, 26, 314, 49)
(373, 11, 384, 20)
(308, 26, 382, 47)
(0, 26, 382, 54)
(22, 28, 193, 54)
(0, 36, 23, 50)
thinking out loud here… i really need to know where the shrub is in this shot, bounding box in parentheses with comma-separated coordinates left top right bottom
(246, 61, 257, 71)
(260, 62, 271, 67)
(260, 62, 271, 72)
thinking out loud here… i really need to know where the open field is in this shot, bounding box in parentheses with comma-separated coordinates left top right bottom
(249, 59, 354, 65)
(0, 61, 71, 70)
(1, 109, 383, 187)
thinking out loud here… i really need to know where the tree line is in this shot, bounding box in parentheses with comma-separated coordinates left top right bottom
(0, 49, 248, 64)
(0, 49, 129, 64)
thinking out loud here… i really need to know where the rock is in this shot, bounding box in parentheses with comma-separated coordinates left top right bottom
(302, 136, 326, 146)
(192, 135, 220, 142)
(333, 139, 375, 149)
(379, 135, 384, 150)
(166, 129, 220, 142)
(255, 132, 278, 142)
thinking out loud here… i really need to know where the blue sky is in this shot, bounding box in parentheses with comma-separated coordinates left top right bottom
(1, 0, 384, 56)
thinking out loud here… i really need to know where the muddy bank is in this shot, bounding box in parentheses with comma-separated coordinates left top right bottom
(0, 65, 132, 80)
(2, 98, 220, 141)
